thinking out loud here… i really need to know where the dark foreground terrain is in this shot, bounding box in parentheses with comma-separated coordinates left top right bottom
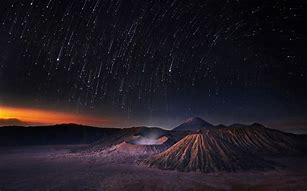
(0, 145, 307, 191)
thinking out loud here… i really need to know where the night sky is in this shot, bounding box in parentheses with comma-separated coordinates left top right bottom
(0, 0, 306, 131)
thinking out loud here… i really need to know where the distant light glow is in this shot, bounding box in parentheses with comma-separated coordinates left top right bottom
(0, 105, 110, 126)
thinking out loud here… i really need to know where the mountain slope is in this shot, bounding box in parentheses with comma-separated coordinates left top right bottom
(173, 117, 214, 131)
(209, 123, 305, 155)
(145, 124, 306, 172)
(144, 132, 277, 172)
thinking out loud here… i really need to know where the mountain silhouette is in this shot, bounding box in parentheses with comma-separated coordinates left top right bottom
(173, 117, 214, 131)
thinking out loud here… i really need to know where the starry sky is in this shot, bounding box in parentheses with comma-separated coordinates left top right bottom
(0, 0, 306, 132)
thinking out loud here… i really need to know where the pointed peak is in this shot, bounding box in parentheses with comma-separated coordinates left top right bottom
(250, 123, 265, 128)
(173, 117, 214, 131)
(184, 117, 205, 123)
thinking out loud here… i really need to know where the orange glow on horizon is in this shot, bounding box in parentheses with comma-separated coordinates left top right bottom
(0, 105, 111, 126)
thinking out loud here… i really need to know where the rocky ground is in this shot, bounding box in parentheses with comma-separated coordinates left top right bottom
(1, 145, 307, 191)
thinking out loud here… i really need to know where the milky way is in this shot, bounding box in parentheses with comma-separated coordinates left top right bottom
(0, 0, 306, 128)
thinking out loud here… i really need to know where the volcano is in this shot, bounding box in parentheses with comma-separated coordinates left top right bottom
(144, 132, 277, 172)
(87, 127, 169, 151)
(84, 126, 178, 157)
(144, 124, 306, 172)
(111, 136, 171, 156)
(173, 117, 214, 131)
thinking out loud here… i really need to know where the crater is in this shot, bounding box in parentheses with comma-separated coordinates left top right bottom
(127, 136, 168, 146)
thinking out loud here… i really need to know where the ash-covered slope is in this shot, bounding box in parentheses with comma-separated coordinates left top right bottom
(144, 132, 276, 172)
(210, 123, 306, 155)
(145, 124, 306, 172)
(173, 117, 214, 131)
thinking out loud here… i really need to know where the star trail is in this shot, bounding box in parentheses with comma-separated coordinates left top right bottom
(0, 0, 306, 130)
